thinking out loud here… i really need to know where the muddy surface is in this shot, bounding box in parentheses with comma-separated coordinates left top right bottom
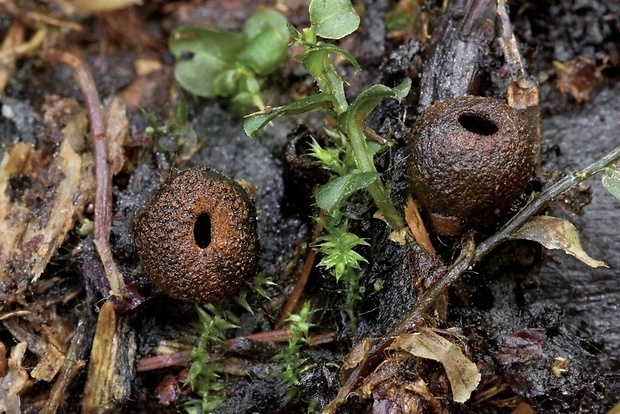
(537, 84, 620, 362)
(0, 1, 619, 413)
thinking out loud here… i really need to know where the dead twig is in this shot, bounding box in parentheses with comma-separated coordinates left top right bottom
(226, 328, 337, 348)
(135, 351, 191, 373)
(135, 330, 338, 373)
(497, 0, 542, 176)
(56, 52, 128, 300)
(326, 144, 620, 412)
(0, 21, 25, 93)
(496, 0, 525, 79)
(39, 319, 91, 414)
(277, 209, 325, 327)
(0, 25, 47, 62)
(82, 300, 136, 412)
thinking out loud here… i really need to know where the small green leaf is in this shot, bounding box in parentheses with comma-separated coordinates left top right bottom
(309, 138, 347, 176)
(243, 9, 289, 42)
(169, 26, 242, 97)
(339, 78, 411, 129)
(169, 26, 242, 62)
(300, 43, 361, 113)
(288, 23, 303, 42)
(602, 167, 620, 200)
(230, 73, 265, 110)
(174, 102, 189, 123)
(251, 271, 276, 299)
(510, 216, 607, 268)
(309, 0, 360, 40)
(239, 10, 290, 75)
(243, 93, 333, 137)
(367, 141, 384, 159)
(392, 77, 412, 101)
(238, 27, 289, 75)
(233, 293, 253, 314)
(301, 43, 361, 72)
(316, 171, 379, 213)
(213, 68, 240, 96)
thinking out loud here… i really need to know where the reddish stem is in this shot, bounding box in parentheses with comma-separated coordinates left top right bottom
(57, 52, 127, 299)
(277, 210, 324, 327)
(135, 331, 338, 373)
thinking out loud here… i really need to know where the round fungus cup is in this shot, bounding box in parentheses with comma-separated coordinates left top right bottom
(133, 167, 259, 303)
(407, 96, 535, 235)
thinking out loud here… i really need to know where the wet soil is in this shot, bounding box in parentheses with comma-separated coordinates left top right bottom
(0, 1, 619, 413)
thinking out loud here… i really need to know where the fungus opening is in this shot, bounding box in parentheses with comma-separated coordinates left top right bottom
(193, 213, 212, 249)
(458, 114, 498, 136)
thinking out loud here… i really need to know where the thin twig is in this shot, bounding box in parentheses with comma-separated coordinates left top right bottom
(135, 330, 338, 372)
(226, 328, 337, 348)
(135, 351, 191, 373)
(0, 25, 47, 61)
(0, 21, 25, 93)
(496, 0, 525, 79)
(277, 210, 324, 327)
(474, 145, 620, 262)
(327, 145, 620, 410)
(40, 319, 91, 414)
(57, 52, 127, 299)
(498, 0, 542, 176)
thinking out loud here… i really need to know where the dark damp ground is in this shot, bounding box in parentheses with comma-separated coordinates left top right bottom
(0, 0, 618, 413)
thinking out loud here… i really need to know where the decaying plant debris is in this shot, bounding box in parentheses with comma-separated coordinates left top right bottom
(0, 0, 619, 413)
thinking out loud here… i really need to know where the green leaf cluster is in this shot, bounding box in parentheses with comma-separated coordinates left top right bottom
(316, 217, 368, 281)
(245, 1, 410, 230)
(169, 9, 289, 110)
(244, 0, 410, 326)
(184, 304, 239, 414)
(143, 103, 198, 155)
(274, 302, 313, 385)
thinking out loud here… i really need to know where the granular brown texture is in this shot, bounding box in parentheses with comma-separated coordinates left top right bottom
(133, 167, 258, 302)
(407, 96, 534, 235)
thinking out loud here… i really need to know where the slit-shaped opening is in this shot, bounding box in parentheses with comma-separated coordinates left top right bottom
(193, 213, 212, 249)
(458, 114, 499, 136)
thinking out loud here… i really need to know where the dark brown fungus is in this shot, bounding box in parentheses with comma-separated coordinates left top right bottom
(133, 167, 258, 302)
(407, 96, 534, 235)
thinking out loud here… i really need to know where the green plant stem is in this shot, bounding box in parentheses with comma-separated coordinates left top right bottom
(474, 144, 620, 262)
(347, 125, 405, 229)
(396, 144, 620, 334)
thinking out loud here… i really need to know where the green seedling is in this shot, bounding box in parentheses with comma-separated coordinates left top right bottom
(169, 9, 289, 110)
(315, 215, 368, 282)
(184, 304, 239, 414)
(273, 301, 313, 386)
(315, 214, 367, 326)
(245, 0, 410, 325)
(245, 1, 409, 229)
(142, 102, 199, 161)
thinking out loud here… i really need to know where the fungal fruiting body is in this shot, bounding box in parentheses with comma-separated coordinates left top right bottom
(407, 96, 535, 235)
(133, 167, 258, 302)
